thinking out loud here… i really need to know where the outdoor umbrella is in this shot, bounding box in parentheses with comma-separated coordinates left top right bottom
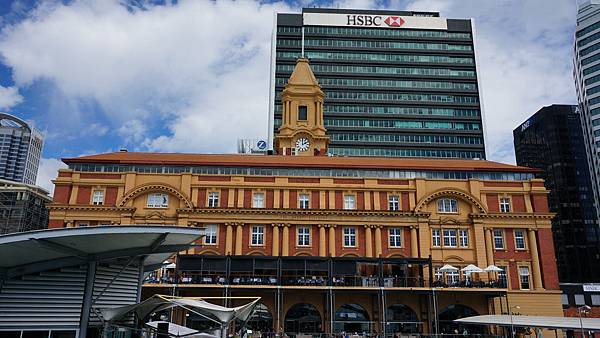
(438, 264, 458, 272)
(483, 265, 503, 272)
(461, 264, 484, 273)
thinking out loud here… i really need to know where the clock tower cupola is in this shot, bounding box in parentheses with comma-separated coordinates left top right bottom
(274, 58, 329, 156)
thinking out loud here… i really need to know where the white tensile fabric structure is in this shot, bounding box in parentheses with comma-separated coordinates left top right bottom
(102, 295, 260, 326)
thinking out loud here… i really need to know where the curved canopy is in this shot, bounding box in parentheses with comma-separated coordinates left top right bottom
(455, 315, 600, 331)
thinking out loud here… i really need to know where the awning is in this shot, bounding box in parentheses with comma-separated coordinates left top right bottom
(102, 295, 260, 325)
(455, 315, 600, 331)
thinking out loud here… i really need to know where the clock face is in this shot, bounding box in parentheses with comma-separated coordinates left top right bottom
(295, 138, 310, 152)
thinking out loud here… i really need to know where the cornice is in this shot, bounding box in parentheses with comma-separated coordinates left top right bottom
(177, 207, 430, 218)
(47, 204, 136, 212)
(470, 213, 555, 220)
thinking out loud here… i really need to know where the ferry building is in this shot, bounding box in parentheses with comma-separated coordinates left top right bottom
(48, 59, 563, 335)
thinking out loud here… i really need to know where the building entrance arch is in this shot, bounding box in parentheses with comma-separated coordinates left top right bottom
(334, 303, 371, 334)
(284, 303, 322, 334)
(438, 304, 482, 334)
(386, 304, 420, 334)
(238, 302, 273, 333)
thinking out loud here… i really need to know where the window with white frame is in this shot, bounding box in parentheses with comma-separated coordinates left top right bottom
(575, 294, 586, 306)
(500, 197, 511, 213)
(443, 229, 457, 247)
(434, 266, 443, 281)
(389, 228, 402, 247)
(299, 194, 310, 209)
(208, 192, 219, 208)
(204, 224, 218, 245)
(147, 193, 169, 208)
(518, 266, 530, 289)
(437, 198, 458, 213)
(297, 226, 310, 246)
(388, 195, 400, 211)
(343, 195, 356, 210)
(92, 190, 104, 205)
(432, 229, 441, 247)
(514, 229, 526, 249)
(253, 193, 265, 208)
(447, 270, 460, 284)
(493, 229, 504, 249)
(497, 265, 508, 287)
(343, 227, 357, 247)
(459, 229, 469, 247)
(251, 225, 265, 245)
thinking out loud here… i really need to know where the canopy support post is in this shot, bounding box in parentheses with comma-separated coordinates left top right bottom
(79, 261, 97, 338)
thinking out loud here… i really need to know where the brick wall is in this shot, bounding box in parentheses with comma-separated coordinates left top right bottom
(486, 194, 499, 212)
(76, 186, 91, 205)
(538, 228, 560, 290)
(53, 185, 72, 203)
(512, 195, 526, 212)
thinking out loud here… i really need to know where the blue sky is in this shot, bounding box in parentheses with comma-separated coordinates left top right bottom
(0, 0, 578, 193)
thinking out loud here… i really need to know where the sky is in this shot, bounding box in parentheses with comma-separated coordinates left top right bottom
(0, 0, 578, 194)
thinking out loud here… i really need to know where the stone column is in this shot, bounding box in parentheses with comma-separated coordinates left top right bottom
(319, 224, 327, 256)
(529, 229, 544, 290)
(374, 226, 383, 258)
(484, 228, 494, 266)
(235, 223, 243, 255)
(329, 225, 336, 257)
(272, 224, 280, 256)
(365, 225, 373, 258)
(282, 224, 290, 256)
(225, 223, 233, 255)
(410, 226, 419, 258)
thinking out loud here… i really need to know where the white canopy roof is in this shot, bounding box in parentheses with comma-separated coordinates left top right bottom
(455, 315, 600, 331)
(102, 295, 260, 325)
(145, 321, 210, 337)
(439, 264, 458, 272)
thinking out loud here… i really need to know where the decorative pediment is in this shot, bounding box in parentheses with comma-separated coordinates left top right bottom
(118, 183, 193, 208)
(414, 189, 487, 214)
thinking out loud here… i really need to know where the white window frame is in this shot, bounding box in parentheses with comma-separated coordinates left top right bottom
(252, 192, 265, 208)
(92, 190, 104, 205)
(434, 266, 443, 281)
(443, 229, 457, 247)
(432, 229, 441, 247)
(447, 270, 460, 284)
(493, 229, 505, 249)
(343, 227, 357, 247)
(297, 226, 310, 246)
(204, 224, 218, 245)
(147, 193, 169, 208)
(459, 229, 469, 248)
(497, 265, 508, 287)
(208, 192, 219, 208)
(251, 225, 265, 246)
(500, 197, 511, 213)
(343, 194, 356, 210)
(514, 229, 526, 250)
(389, 228, 402, 247)
(299, 194, 310, 209)
(388, 195, 400, 211)
(518, 266, 530, 290)
(437, 198, 458, 213)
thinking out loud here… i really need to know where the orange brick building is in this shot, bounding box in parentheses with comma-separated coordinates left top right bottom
(47, 59, 563, 335)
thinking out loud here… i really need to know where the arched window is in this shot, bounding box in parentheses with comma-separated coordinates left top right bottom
(386, 304, 420, 334)
(334, 303, 370, 333)
(437, 198, 458, 213)
(237, 303, 273, 333)
(438, 304, 481, 334)
(284, 303, 322, 334)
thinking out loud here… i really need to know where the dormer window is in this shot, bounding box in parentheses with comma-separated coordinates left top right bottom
(298, 105, 308, 121)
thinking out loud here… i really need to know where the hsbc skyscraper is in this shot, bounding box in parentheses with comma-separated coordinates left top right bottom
(269, 8, 486, 159)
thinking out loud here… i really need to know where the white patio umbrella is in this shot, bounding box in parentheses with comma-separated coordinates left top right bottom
(483, 265, 503, 272)
(461, 264, 484, 273)
(439, 264, 459, 272)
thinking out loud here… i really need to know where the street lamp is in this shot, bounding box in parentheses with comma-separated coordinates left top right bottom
(509, 305, 520, 338)
(578, 305, 591, 338)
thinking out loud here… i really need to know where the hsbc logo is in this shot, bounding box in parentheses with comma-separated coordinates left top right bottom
(346, 15, 405, 28)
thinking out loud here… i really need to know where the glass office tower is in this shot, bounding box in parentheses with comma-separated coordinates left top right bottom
(269, 8, 486, 159)
(0, 113, 44, 185)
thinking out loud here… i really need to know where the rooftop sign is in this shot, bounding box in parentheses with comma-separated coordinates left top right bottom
(303, 12, 448, 30)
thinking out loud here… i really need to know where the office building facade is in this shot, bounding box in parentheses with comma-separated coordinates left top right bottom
(0, 113, 44, 185)
(513, 105, 600, 283)
(270, 8, 485, 159)
(0, 178, 50, 234)
(575, 0, 600, 229)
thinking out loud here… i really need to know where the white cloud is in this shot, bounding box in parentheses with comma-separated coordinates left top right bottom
(0, 85, 22, 110)
(36, 157, 66, 195)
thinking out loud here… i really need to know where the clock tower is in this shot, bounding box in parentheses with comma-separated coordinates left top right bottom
(274, 58, 329, 156)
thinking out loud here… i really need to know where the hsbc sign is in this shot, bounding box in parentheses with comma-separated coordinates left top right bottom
(303, 12, 448, 30)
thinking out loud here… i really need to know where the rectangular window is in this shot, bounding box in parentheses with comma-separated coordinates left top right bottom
(493, 229, 504, 249)
(443, 229, 457, 247)
(592, 295, 600, 306)
(147, 193, 168, 208)
(514, 230, 526, 249)
(497, 265, 508, 287)
(208, 192, 219, 208)
(389, 228, 402, 247)
(251, 225, 264, 246)
(297, 226, 310, 246)
(434, 266, 443, 281)
(518, 266, 530, 289)
(437, 198, 458, 213)
(298, 105, 308, 120)
(343, 227, 357, 247)
(432, 229, 441, 247)
(92, 190, 104, 205)
(459, 229, 468, 247)
(344, 195, 356, 210)
(299, 194, 310, 209)
(561, 294, 569, 306)
(500, 197, 511, 213)
(447, 270, 460, 284)
(388, 195, 400, 211)
(204, 224, 218, 245)
(253, 193, 265, 208)
(575, 294, 586, 306)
